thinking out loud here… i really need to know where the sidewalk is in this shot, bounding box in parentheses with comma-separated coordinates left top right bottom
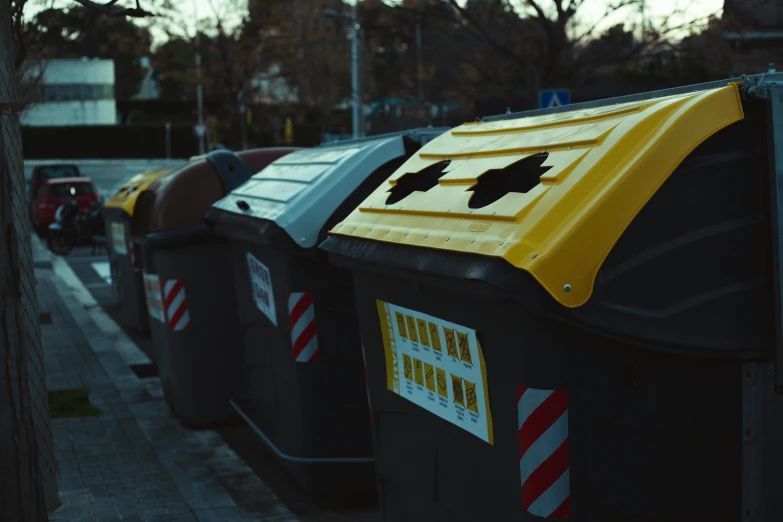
(33, 235, 296, 522)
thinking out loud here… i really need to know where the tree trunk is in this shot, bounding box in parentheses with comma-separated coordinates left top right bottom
(0, 0, 57, 519)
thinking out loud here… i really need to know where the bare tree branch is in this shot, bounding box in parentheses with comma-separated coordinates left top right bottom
(71, 0, 154, 17)
(572, 0, 639, 42)
(446, 0, 532, 71)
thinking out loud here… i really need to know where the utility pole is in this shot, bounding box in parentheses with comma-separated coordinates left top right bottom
(194, 0, 205, 154)
(325, 2, 362, 138)
(351, 1, 362, 138)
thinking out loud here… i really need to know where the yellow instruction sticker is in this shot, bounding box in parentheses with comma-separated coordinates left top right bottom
(111, 222, 128, 255)
(444, 327, 459, 359)
(417, 318, 430, 347)
(436, 367, 448, 398)
(414, 358, 424, 387)
(395, 312, 407, 339)
(452, 375, 465, 407)
(403, 354, 413, 381)
(406, 315, 419, 343)
(429, 322, 442, 352)
(376, 300, 494, 445)
(457, 331, 472, 365)
(424, 363, 435, 392)
(464, 379, 479, 414)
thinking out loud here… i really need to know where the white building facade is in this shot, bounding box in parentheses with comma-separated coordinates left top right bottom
(21, 58, 118, 126)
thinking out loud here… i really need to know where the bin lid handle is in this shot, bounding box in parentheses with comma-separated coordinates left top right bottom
(206, 150, 255, 194)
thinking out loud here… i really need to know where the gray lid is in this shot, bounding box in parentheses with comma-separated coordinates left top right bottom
(211, 128, 448, 248)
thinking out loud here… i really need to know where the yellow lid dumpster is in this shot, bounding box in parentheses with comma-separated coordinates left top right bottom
(329, 84, 744, 308)
(103, 168, 170, 219)
(321, 80, 777, 521)
(102, 167, 173, 337)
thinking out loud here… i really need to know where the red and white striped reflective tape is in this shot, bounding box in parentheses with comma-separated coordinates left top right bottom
(361, 335, 372, 423)
(288, 291, 319, 362)
(163, 279, 191, 331)
(130, 243, 137, 271)
(517, 385, 570, 519)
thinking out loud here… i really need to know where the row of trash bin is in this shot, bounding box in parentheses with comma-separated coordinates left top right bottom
(100, 78, 783, 521)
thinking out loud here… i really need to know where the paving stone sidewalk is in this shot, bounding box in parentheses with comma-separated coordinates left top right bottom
(37, 250, 296, 521)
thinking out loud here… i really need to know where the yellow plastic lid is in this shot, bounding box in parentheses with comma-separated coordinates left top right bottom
(330, 84, 745, 307)
(103, 168, 170, 216)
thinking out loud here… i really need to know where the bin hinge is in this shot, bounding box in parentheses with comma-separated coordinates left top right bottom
(743, 65, 783, 100)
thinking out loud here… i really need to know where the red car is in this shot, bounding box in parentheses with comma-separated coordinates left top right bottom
(33, 177, 100, 235)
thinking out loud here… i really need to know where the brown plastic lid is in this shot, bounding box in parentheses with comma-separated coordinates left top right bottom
(131, 147, 300, 236)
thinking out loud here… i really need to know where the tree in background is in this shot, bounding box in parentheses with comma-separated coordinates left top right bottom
(23, 5, 152, 100)
(152, 0, 291, 147)
(720, 0, 783, 76)
(151, 37, 195, 103)
(439, 0, 724, 113)
(16, 0, 775, 141)
(274, 0, 352, 133)
(10, 0, 47, 111)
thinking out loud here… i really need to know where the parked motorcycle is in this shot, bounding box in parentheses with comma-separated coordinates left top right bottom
(47, 196, 106, 256)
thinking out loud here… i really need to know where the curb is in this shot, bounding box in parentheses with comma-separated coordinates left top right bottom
(30, 233, 53, 269)
(50, 255, 153, 368)
(30, 231, 151, 367)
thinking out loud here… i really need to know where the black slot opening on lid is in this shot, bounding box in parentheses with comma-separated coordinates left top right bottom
(468, 153, 551, 209)
(385, 160, 451, 205)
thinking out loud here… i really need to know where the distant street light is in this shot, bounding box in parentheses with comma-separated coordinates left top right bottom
(324, 4, 362, 139)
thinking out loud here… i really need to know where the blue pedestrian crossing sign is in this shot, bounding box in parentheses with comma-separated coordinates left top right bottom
(539, 89, 571, 109)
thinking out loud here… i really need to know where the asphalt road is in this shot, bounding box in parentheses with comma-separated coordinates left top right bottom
(47, 156, 381, 521)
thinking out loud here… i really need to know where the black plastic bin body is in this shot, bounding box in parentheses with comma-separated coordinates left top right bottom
(322, 83, 783, 521)
(137, 148, 297, 427)
(102, 168, 172, 337)
(109, 216, 148, 333)
(143, 225, 248, 426)
(207, 129, 448, 492)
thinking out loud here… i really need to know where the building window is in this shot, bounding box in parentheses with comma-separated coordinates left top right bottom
(37, 84, 115, 101)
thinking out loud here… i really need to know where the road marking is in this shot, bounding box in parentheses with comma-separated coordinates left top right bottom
(91, 261, 112, 285)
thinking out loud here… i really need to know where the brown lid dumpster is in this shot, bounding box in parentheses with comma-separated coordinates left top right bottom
(132, 147, 299, 237)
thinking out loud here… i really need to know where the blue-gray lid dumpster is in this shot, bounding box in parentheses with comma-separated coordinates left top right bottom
(205, 128, 449, 493)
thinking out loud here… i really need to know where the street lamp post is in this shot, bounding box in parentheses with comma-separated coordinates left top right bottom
(350, 2, 361, 138)
(325, 4, 362, 139)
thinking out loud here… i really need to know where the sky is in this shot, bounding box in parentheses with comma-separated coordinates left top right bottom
(25, 0, 725, 44)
